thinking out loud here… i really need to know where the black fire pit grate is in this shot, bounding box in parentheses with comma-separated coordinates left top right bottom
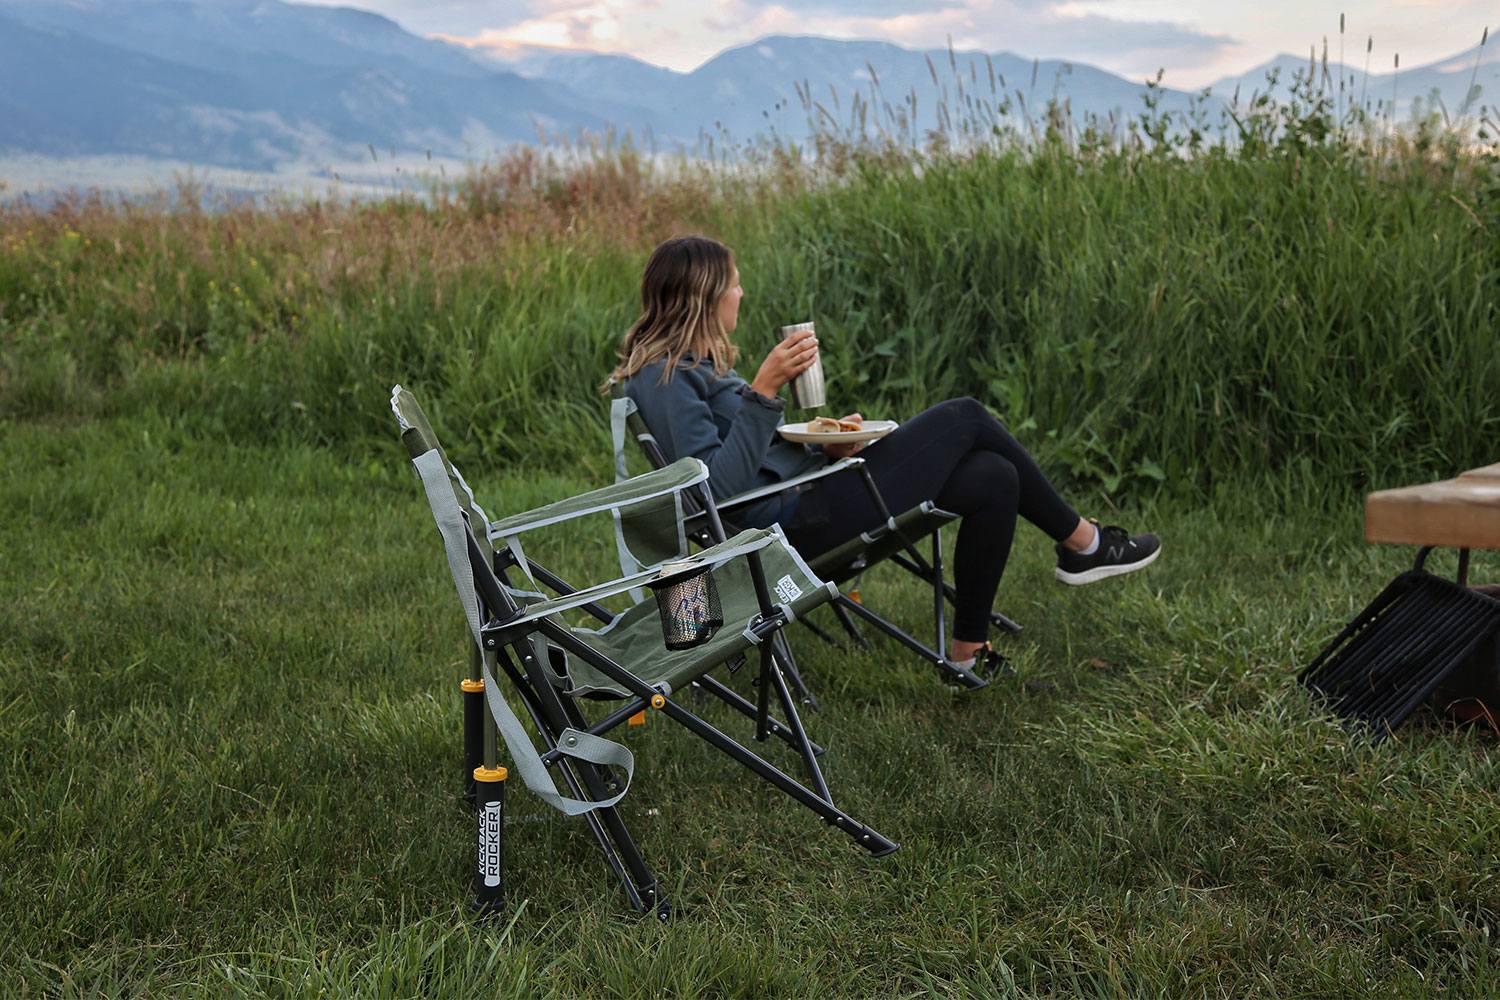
(1300, 570, 1500, 743)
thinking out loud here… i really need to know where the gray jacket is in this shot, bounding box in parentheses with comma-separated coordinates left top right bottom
(625, 357, 826, 527)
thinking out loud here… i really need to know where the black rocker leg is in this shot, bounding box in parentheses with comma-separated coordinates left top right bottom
(835, 593, 989, 691)
(692, 675, 828, 757)
(829, 598, 874, 651)
(798, 614, 846, 649)
(890, 552, 1025, 635)
(506, 643, 667, 918)
(770, 631, 821, 712)
(648, 682, 899, 857)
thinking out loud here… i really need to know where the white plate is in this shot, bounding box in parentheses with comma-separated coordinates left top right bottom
(777, 420, 898, 444)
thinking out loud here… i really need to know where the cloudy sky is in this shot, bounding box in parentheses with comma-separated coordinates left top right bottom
(308, 0, 1492, 88)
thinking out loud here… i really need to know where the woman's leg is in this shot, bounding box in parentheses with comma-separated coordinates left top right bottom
(913, 397, 1079, 542)
(783, 397, 1081, 644)
(934, 450, 1020, 642)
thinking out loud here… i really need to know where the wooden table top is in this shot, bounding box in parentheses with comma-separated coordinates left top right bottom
(1365, 463, 1500, 550)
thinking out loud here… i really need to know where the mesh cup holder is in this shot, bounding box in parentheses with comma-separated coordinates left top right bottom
(649, 561, 723, 650)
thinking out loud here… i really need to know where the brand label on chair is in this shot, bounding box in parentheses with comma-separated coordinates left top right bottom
(479, 802, 503, 887)
(774, 575, 803, 604)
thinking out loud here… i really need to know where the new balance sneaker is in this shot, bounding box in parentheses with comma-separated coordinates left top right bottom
(1054, 523, 1161, 585)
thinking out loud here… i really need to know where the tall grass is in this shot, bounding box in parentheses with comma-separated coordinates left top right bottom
(0, 149, 740, 467)
(1, 73, 1495, 493)
(754, 143, 1496, 498)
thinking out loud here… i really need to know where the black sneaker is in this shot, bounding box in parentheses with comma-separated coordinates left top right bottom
(943, 646, 1056, 693)
(940, 641, 1010, 691)
(1054, 523, 1161, 585)
(939, 654, 991, 691)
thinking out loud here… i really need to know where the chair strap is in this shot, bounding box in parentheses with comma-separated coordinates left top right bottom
(413, 448, 634, 817)
(609, 395, 641, 599)
(496, 529, 537, 588)
(610, 394, 636, 485)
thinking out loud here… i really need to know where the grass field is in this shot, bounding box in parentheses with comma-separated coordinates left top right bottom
(3, 94, 1499, 996)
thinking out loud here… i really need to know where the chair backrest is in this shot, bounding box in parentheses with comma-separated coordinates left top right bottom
(607, 378, 673, 473)
(392, 383, 642, 819)
(391, 384, 496, 564)
(608, 380, 723, 554)
(398, 383, 723, 610)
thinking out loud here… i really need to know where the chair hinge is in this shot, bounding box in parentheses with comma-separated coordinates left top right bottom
(741, 605, 792, 645)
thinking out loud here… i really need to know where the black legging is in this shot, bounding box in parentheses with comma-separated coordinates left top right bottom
(782, 397, 1079, 643)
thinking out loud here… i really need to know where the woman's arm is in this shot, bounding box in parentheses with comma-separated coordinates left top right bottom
(629, 364, 785, 501)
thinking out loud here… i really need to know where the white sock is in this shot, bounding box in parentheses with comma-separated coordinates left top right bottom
(949, 643, 987, 668)
(1078, 523, 1100, 555)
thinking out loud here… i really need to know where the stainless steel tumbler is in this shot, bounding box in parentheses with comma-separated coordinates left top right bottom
(781, 322, 825, 409)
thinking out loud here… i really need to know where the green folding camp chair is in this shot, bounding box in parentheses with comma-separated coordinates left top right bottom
(392, 385, 896, 919)
(608, 385, 1022, 692)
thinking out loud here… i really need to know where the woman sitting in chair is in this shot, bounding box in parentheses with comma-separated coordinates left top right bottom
(608, 234, 1160, 673)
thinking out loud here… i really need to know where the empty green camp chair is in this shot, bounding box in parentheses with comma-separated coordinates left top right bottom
(392, 385, 897, 919)
(608, 385, 1022, 692)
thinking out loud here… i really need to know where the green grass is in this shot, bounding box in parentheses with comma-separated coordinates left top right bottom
(3, 413, 1498, 998)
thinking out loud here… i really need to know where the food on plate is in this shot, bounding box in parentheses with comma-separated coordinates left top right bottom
(806, 416, 863, 434)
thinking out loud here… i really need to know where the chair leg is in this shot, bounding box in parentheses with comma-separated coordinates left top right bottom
(565, 760, 670, 919)
(536, 623, 900, 896)
(888, 553, 1026, 635)
(693, 675, 828, 757)
(930, 528, 947, 658)
(502, 643, 669, 919)
(988, 608, 1025, 634)
(836, 594, 989, 691)
(462, 654, 486, 804)
(764, 643, 832, 799)
(651, 668, 899, 858)
(829, 598, 874, 651)
(472, 770, 506, 918)
(770, 632, 821, 712)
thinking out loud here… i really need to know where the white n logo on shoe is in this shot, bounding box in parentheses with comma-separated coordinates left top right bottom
(1057, 529, 1157, 585)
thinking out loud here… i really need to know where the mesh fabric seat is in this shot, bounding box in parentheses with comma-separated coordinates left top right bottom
(393, 385, 896, 919)
(608, 384, 1022, 692)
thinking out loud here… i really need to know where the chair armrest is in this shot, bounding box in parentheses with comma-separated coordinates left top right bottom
(488, 457, 708, 540)
(716, 457, 864, 512)
(480, 528, 783, 637)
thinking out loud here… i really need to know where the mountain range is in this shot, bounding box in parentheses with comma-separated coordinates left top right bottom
(0, 0, 1493, 182)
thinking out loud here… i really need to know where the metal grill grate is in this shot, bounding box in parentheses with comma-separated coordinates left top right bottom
(1300, 570, 1500, 743)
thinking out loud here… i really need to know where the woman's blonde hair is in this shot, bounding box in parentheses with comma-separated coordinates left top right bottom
(606, 235, 738, 386)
